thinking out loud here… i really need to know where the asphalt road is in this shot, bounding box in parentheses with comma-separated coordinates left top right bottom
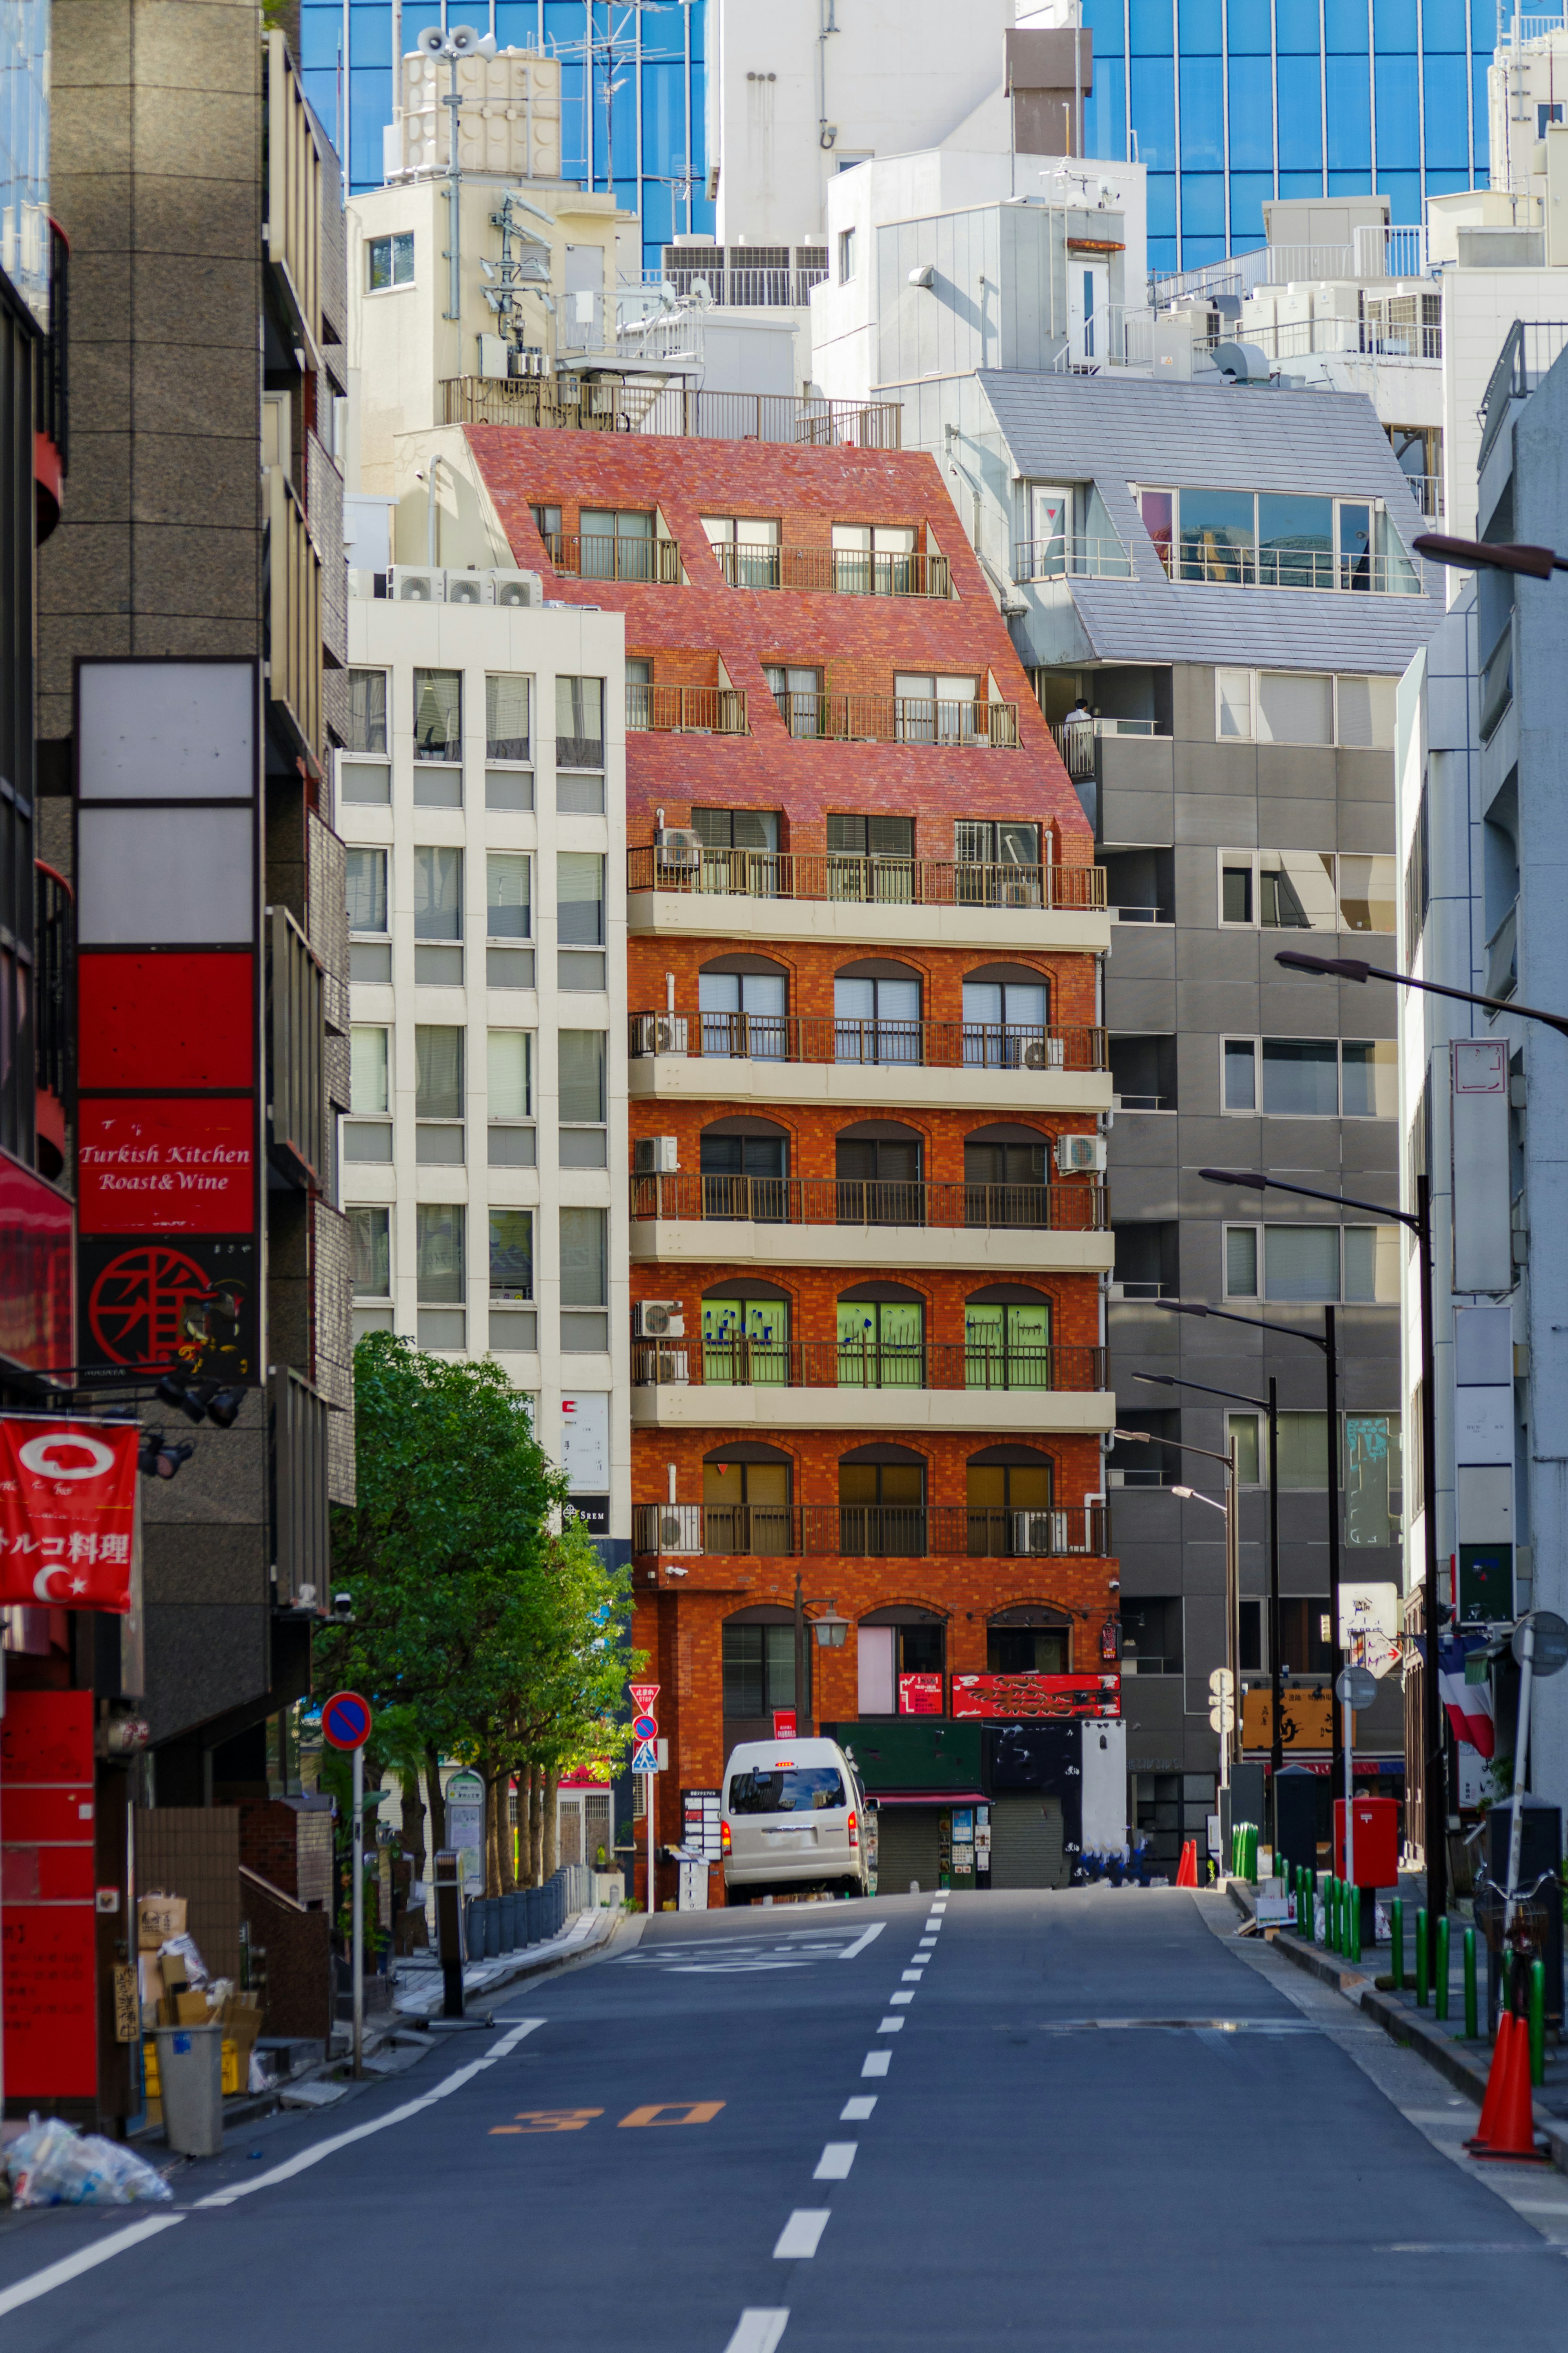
(4, 1886, 1568, 2351)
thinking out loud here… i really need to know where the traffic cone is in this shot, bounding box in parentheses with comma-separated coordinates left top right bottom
(1464, 2012, 1514, 2150)
(1175, 1839, 1197, 1887)
(1472, 2010, 1551, 2163)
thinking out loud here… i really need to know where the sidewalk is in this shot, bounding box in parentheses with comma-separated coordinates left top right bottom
(1226, 1877, 1568, 2173)
(390, 1900, 630, 2018)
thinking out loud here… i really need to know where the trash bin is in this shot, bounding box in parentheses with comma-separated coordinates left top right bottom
(154, 2023, 225, 2158)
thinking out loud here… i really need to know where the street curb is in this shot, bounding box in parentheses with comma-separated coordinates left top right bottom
(1268, 1927, 1568, 2175)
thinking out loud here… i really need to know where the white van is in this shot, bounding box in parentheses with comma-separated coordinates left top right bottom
(722, 1736, 870, 1903)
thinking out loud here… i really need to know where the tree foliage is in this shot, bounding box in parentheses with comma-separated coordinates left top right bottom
(320, 1336, 637, 1818)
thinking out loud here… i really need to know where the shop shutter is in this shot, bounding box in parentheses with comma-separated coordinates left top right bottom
(989, 1795, 1067, 1889)
(872, 1808, 942, 1895)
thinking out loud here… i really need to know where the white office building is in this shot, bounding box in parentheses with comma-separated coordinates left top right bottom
(338, 567, 631, 1561)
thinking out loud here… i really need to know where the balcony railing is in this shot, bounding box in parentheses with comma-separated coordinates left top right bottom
(443, 377, 902, 448)
(1013, 536, 1135, 582)
(629, 846, 1106, 911)
(1050, 716, 1162, 780)
(770, 691, 1020, 745)
(1405, 473, 1443, 518)
(634, 1337, 1102, 1393)
(540, 530, 682, 585)
(711, 543, 951, 598)
(1479, 320, 1568, 465)
(626, 683, 748, 735)
(630, 1172, 1107, 1231)
(628, 1010, 1108, 1073)
(633, 1501, 1109, 1558)
(1154, 538, 1423, 596)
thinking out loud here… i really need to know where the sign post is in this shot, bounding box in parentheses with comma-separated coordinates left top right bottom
(1335, 1664, 1376, 1943)
(322, 1691, 374, 2077)
(629, 1683, 660, 1912)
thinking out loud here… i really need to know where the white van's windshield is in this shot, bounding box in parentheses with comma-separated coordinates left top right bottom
(728, 1767, 846, 1814)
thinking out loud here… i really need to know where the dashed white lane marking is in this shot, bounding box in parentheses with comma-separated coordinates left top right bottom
(0, 2218, 187, 2319)
(862, 2051, 891, 2077)
(902, 1969, 925, 1981)
(773, 2210, 831, 2260)
(889, 1991, 914, 2006)
(722, 2309, 790, 2353)
(842, 2096, 877, 2121)
(814, 2143, 858, 2181)
(877, 2016, 905, 2033)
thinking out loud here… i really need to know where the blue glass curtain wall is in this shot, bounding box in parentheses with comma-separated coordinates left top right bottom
(1080, 0, 1489, 273)
(298, 0, 713, 266)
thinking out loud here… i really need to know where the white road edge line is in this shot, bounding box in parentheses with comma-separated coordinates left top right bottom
(0, 2216, 186, 2319)
(862, 2051, 891, 2077)
(773, 2210, 831, 2259)
(722, 2308, 790, 2353)
(838, 1921, 888, 1961)
(195, 2018, 548, 2211)
(814, 2143, 857, 2180)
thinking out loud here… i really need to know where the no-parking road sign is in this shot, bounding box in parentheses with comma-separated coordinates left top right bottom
(322, 1690, 374, 1751)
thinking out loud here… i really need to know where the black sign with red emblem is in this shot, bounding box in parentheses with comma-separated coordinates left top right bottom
(77, 1234, 258, 1381)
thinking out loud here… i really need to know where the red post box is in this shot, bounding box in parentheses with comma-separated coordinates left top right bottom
(1333, 1793, 1399, 1886)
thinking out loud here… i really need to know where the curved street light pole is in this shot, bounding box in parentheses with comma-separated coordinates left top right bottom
(1114, 1427, 1241, 1792)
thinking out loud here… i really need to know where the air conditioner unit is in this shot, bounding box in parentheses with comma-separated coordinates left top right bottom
(659, 1507, 699, 1552)
(445, 571, 492, 607)
(390, 565, 442, 603)
(635, 1298, 686, 1338)
(1022, 1036, 1067, 1072)
(655, 828, 702, 870)
(492, 570, 543, 608)
(633, 1136, 679, 1175)
(654, 1347, 690, 1385)
(1015, 1509, 1067, 1557)
(347, 567, 382, 600)
(1055, 1134, 1107, 1174)
(1000, 879, 1041, 907)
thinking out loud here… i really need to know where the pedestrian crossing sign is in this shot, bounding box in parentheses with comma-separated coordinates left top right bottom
(632, 1738, 660, 1772)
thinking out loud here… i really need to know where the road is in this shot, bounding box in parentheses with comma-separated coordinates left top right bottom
(4, 1886, 1568, 2350)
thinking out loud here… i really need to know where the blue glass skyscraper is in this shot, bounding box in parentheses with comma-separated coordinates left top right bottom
(1079, 0, 1495, 274)
(297, 0, 712, 267)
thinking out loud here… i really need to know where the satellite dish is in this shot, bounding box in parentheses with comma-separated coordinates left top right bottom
(416, 24, 447, 54)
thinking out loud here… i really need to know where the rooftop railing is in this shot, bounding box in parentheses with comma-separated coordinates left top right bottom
(442, 377, 901, 448)
(632, 1501, 1109, 1558)
(631, 1337, 1106, 1392)
(711, 543, 951, 598)
(628, 1172, 1108, 1231)
(628, 846, 1106, 911)
(628, 1011, 1108, 1073)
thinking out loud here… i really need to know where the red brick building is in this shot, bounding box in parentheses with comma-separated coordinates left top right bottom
(466, 428, 1118, 1894)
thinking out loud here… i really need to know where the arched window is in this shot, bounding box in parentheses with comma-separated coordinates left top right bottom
(962, 962, 1051, 1068)
(964, 1284, 1053, 1391)
(723, 1599, 803, 1727)
(835, 1120, 922, 1227)
(699, 954, 788, 1060)
(986, 1602, 1071, 1675)
(856, 1604, 946, 1714)
(967, 1443, 1054, 1555)
(701, 1279, 790, 1387)
(704, 1443, 793, 1557)
(699, 1115, 789, 1222)
(837, 1442, 927, 1558)
(964, 1122, 1051, 1230)
(836, 1280, 924, 1392)
(834, 957, 921, 1066)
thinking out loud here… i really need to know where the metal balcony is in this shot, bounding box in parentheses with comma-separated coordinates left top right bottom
(632, 1501, 1109, 1559)
(626, 683, 748, 734)
(631, 1338, 1105, 1392)
(629, 1172, 1108, 1232)
(629, 847, 1105, 911)
(628, 1010, 1107, 1073)
(711, 544, 951, 598)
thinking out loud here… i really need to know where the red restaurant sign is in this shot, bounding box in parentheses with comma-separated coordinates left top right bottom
(951, 1673, 1121, 1720)
(0, 1418, 140, 1610)
(77, 1097, 255, 1233)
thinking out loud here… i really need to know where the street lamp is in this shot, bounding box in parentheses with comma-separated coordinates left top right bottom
(1113, 1427, 1241, 1795)
(1199, 1162, 1448, 1947)
(1160, 1288, 1345, 1789)
(793, 1572, 847, 1735)
(1412, 531, 1568, 582)
(1135, 1367, 1282, 1809)
(1274, 948, 1568, 1048)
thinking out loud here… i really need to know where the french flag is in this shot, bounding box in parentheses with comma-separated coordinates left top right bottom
(1438, 1636, 1496, 1760)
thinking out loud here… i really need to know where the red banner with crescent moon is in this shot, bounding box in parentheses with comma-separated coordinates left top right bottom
(0, 1418, 140, 1610)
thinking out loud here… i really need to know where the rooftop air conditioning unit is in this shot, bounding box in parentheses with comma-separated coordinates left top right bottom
(655, 827, 702, 870)
(633, 1136, 679, 1175)
(390, 566, 442, 603)
(347, 567, 385, 600)
(493, 570, 543, 608)
(445, 571, 492, 607)
(1022, 1035, 1066, 1072)
(1055, 1135, 1107, 1174)
(635, 1299, 685, 1338)
(1015, 1510, 1067, 1557)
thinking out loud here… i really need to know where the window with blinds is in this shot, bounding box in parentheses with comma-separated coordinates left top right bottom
(691, 807, 780, 850)
(827, 813, 913, 859)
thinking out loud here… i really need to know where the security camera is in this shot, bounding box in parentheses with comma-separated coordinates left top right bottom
(665, 1566, 689, 1579)
(333, 1590, 354, 1619)
(1108, 1577, 1120, 1590)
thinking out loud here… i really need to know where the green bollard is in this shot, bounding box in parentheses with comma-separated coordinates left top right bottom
(1325, 1876, 1336, 1949)
(1390, 1897, 1404, 1991)
(1347, 1879, 1362, 1963)
(1530, 1959, 1546, 2087)
(1436, 1914, 1450, 2021)
(1416, 1909, 1429, 2006)
(1464, 1927, 1478, 2040)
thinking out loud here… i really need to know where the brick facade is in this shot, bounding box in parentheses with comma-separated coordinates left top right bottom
(463, 430, 1115, 1854)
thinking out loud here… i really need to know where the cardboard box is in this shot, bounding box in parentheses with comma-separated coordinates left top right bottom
(159, 1953, 189, 1995)
(137, 1894, 186, 1949)
(174, 1989, 211, 2026)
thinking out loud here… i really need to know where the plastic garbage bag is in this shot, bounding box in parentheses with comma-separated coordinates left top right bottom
(158, 1931, 209, 1987)
(7, 2114, 174, 2207)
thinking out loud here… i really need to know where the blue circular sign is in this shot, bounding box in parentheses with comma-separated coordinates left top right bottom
(322, 1690, 373, 1751)
(633, 1713, 658, 1741)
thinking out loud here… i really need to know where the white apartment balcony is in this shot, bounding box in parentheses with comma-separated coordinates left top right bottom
(628, 1336, 1113, 1436)
(628, 1173, 1114, 1275)
(627, 1013, 1112, 1117)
